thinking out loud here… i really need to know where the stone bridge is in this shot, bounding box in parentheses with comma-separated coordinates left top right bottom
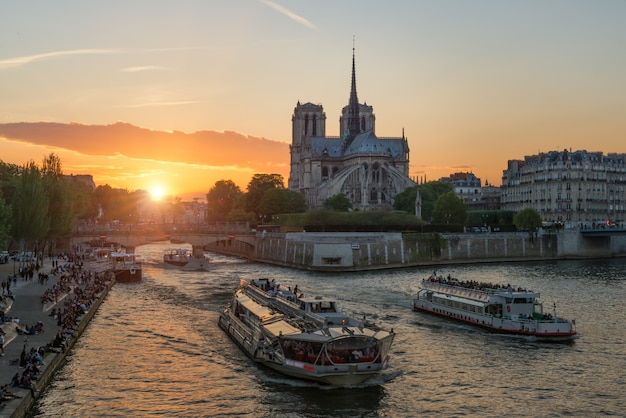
(68, 231, 257, 256)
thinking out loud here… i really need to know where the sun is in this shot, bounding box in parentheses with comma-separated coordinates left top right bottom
(149, 185, 166, 201)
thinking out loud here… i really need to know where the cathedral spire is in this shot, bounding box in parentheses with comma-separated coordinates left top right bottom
(346, 40, 361, 143)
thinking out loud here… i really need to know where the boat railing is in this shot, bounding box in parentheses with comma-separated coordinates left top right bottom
(421, 280, 492, 301)
(244, 284, 326, 331)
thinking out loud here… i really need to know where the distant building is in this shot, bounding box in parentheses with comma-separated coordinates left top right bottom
(288, 49, 415, 210)
(439, 172, 501, 211)
(64, 174, 96, 191)
(501, 149, 626, 227)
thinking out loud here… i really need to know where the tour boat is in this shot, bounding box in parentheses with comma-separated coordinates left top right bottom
(109, 252, 142, 283)
(218, 279, 396, 385)
(413, 274, 576, 342)
(164, 248, 192, 267)
(163, 248, 209, 271)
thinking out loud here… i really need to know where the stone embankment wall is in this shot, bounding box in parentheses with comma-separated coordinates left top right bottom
(205, 230, 626, 271)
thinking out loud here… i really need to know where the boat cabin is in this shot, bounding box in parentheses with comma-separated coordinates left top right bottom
(299, 296, 339, 314)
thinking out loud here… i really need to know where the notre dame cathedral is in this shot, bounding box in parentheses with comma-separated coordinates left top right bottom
(288, 50, 415, 210)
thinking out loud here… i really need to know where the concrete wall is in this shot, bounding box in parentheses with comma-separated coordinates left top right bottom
(207, 230, 626, 271)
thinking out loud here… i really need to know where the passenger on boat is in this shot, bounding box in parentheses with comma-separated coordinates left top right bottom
(351, 349, 363, 361)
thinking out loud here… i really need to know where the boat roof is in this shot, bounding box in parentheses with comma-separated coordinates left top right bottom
(280, 325, 386, 342)
(422, 279, 540, 299)
(236, 291, 301, 337)
(111, 252, 139, 257)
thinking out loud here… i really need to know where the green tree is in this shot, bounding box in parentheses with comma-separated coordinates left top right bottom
(392, 186, 418, 213)
(68, 180, 99, 221)
(206, 180, 243, 222)
(325, 193, 352, 211)
(258, 188, 291, 221)
(285, 190, 307, 213)
(0, 161, 20, 205)
(513, 207, 542, 241)
(95, 185, 143, 223)
(0, 196, 11, 248)
(11, 161, 50, 253)
(394, 182, 453, 221)
(245, 174, 284, 215)
(432, 191, 467, 225)
(41, 153, 75, 242)
(513, 207, 542, 230)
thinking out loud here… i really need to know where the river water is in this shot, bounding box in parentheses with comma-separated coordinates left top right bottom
(31, 242, 625, 417)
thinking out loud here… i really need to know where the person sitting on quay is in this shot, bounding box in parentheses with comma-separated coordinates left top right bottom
(19, 371, 36, 398)
(1, 384, 22, 400)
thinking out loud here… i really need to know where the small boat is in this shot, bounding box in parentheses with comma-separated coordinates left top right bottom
(413, 274, 576, 341)
(109, 252, 142, 283)
(163, 248, 209, 271)
(163, 248, 192, 267)
(218, 279, 396, 385)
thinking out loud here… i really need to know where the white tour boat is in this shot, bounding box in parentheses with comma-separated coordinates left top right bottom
(413, 274, 576, 342)
(163, 248, 209, 271)
(219, 279, 396, 385)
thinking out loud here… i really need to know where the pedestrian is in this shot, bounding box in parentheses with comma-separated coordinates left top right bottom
(0, 332, 5, 356)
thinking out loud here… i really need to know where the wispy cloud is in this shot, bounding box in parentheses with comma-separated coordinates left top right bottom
(259, 0, 316, 29)
(0, 47, 209, 70)
(0, 48, 121, 69)
(120, 65, 168, 73)
(123, 100, 202, 108)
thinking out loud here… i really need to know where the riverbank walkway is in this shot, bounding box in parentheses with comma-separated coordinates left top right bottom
(0, 258, 103, 418)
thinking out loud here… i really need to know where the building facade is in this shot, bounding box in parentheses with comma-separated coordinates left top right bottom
(288, 50, 415, 210)
(501, 149, 626, 227)
(439, 172, 501, 211)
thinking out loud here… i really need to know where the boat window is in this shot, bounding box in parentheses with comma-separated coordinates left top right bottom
(324, 336, 380, 364)
(280, 340, 323, 363)
(320, 301, 337, 313)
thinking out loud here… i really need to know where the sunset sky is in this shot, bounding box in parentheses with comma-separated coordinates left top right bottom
(1, 1, 625, 200)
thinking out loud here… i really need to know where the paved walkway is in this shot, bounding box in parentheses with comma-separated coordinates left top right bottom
(0, 259, 73, 417)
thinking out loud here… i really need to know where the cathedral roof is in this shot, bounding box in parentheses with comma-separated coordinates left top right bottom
(308, 130, 406, 159)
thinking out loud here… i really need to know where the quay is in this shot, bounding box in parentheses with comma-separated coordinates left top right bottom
(0, 259, 113, 418)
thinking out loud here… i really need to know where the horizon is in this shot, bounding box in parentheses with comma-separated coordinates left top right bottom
(2, 1, 625, 197)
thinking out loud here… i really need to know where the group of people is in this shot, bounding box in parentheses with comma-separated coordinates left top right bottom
(427, 272, 530, 293)
(0, 253, 113, 408)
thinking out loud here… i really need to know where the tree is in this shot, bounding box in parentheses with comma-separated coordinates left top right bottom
(206, 180, 243, 222)
(393, 186, 417, 213)
(258, 188, 291, 221)
(0, 196, 11, 248)
(432, 191, 467, 225)
(393, 182, 453, 221)
(41, 153, 75, 241)
(68, 180, 99, 221)
(513, 207, 542, 230)
(513, 207, 542, 241)
(245, 174, 284, 214)
(11, 161, 50, 252)
(94, 185, 144, 223)
(285, 190, 307, 213)
(325, 193, 352, 211)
